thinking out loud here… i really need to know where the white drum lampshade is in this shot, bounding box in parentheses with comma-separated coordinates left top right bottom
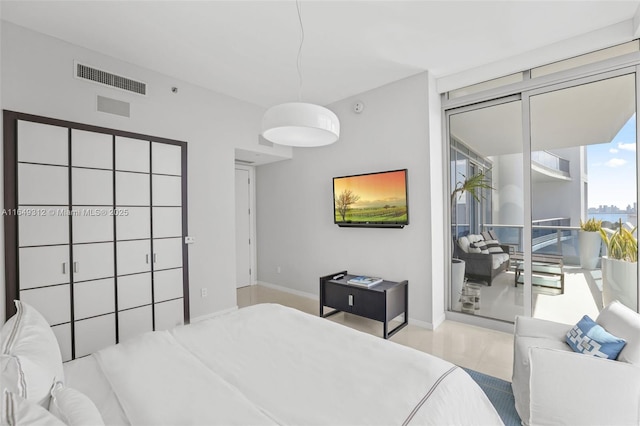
(261, 102, 340, 147)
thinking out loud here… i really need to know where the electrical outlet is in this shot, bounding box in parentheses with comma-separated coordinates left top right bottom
(200, 288, 208, 298)
(277, 266, 281, 274)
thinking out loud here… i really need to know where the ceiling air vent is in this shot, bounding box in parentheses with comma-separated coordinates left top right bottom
(75, 62, 147, 95)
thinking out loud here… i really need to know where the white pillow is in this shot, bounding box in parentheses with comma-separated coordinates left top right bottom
(0, 301, 64, 408)
(49, 382, 105, 426)
(2, 390, 65, 426)
(468, 234, 482, 243)
(458, 236, 470, 253)
(597, 300, 640, 364)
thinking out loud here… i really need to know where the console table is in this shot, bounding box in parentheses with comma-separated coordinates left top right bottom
(319, 271, 408, 339)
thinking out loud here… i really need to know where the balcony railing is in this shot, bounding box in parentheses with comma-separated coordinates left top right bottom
(483, 219, 584, 266)
(531, 151, 570, 177)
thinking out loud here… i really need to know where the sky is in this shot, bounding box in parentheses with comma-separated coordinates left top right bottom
(587, 113, 636, 210)
(333, 170, 407, 208)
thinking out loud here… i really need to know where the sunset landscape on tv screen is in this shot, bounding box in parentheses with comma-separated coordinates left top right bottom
(333, 169, 408, 225)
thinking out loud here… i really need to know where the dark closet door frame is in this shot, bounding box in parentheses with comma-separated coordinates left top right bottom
(3, 110, 190, 326)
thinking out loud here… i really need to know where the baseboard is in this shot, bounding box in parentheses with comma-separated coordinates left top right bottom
(409, 312, 446, 330)
(257, 281, 318, 301)
(445, 311, 514, 334)
(191, 305, 238, 323)
(409, 318, 435, 330)
(432, 312, 447, 329)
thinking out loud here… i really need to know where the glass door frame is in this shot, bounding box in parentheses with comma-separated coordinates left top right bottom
(444, 62, 640, 326)
(444, 95, 523, 321)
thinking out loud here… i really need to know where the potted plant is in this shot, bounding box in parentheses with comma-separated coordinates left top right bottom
(451, 169, 493, 307)
(578, 218, 602, 270)
(600, 219, 638, 311)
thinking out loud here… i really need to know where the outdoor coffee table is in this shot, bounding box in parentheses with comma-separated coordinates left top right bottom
(512, 254, 564, 294)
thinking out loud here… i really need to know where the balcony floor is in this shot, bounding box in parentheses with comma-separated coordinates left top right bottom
(458, 266, 603, 325)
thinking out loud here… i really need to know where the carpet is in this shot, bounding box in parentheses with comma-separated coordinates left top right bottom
(462, 368, 521, 426)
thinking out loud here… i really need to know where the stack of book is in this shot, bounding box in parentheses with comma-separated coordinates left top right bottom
(347, 276, 383, 288)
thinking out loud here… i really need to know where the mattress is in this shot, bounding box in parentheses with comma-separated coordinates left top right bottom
(64, 303, 502, 425)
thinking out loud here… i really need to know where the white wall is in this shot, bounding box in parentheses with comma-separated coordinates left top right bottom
(532, 147, 583, 226)
(493, 153, 525, 226)
(256, 72, 444, 326)
(0, 22, 292, 322)
(426, 74, 445, 328)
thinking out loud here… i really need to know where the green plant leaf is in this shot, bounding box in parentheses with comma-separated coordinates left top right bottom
(600, 219, 638, 262)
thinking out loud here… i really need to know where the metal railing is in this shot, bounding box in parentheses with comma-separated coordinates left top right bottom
(453, 217, 616, 266)
(482, 220, 583, 266)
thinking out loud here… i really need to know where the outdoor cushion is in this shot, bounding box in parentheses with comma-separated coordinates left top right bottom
(458, 236, 470, 253)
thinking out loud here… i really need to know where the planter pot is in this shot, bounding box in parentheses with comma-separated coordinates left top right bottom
(579, 230, 602, 270)
(601, 256, 638, 311)
(451, 259, 466, 311)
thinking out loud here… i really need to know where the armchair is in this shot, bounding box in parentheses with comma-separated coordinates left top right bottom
(512, 302, 640, 425)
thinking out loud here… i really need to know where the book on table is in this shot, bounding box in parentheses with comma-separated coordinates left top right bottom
(347, 276, 383, 287)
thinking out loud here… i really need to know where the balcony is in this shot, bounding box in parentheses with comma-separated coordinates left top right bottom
(531, 150, 571, 182)
(468, 220, 600, 324)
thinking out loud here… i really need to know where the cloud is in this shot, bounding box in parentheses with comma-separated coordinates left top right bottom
(605, 158, 627, 167)
(617, 142, 636, 152)
(609, 148, 619, 153)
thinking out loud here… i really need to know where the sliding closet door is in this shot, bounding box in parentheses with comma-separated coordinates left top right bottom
(71, 129, 116, 358)
(5, 111, 190, 360)
(151, 142, 185, 331)
(16, 120, 72, 360)
(115, 136, 153, 342)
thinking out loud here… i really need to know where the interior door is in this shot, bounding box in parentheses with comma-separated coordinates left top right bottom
(235, 168, 251, 288)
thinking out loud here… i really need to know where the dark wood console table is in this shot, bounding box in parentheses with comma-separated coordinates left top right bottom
(319, 271, 408, 339)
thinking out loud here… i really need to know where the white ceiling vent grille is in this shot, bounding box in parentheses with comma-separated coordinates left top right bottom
(75, 62, 147, 95)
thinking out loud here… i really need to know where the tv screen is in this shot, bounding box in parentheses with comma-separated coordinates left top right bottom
(333, 169, 409, 228)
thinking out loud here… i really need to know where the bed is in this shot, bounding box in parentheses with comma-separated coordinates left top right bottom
(1, 301, 503, 425)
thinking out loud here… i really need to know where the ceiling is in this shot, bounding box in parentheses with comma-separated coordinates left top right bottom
(2, 1, 640, 109)
(450, 72, 635, 158)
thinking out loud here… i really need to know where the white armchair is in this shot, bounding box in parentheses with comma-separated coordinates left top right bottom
(512, 301, 640, 426)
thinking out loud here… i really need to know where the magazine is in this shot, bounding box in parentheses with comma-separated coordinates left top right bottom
(347, 276, 383, 287)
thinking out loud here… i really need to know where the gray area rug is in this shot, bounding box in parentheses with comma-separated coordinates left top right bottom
(462, 367, 521, 426)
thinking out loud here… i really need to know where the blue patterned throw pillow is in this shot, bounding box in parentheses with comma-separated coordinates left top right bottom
(566, 315, 626, 359)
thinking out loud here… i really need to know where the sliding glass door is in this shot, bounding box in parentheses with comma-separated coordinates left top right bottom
(447, 66, 640, 325)
(529, 71, 638, 322)
(448, 98, 525, 321)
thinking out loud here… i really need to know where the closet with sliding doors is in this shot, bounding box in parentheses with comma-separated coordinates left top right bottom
(3, 111, 189, 361)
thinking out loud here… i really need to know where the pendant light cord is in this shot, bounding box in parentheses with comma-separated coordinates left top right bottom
(296, 0, 304, 102)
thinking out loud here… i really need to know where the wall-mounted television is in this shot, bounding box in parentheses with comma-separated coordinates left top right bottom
(333, 169, 409, 228)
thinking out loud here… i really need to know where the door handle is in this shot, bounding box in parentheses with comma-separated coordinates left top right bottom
(73, 262, 79, 273)
(153, 253, 157, 264)
(348, 294, 354, 306)
(62, 262, 67, 274)
(146, 254, 150, 264)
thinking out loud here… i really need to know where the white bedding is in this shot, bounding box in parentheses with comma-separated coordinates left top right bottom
(64, 304, 502, 425)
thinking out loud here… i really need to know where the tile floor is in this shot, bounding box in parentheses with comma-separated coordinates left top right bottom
(237, 284, 514, 381)
(452, 266, 602, 325)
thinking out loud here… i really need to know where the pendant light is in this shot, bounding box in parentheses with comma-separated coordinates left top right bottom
(261, 1, 340, 147)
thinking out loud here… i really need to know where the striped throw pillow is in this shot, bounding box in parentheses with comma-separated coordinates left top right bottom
(484, 240, 504, 253)
(469, 241, 489, 254)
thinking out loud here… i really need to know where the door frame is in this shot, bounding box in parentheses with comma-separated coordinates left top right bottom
(444, 61, 640, 329)
(234, 164, 257, 286)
